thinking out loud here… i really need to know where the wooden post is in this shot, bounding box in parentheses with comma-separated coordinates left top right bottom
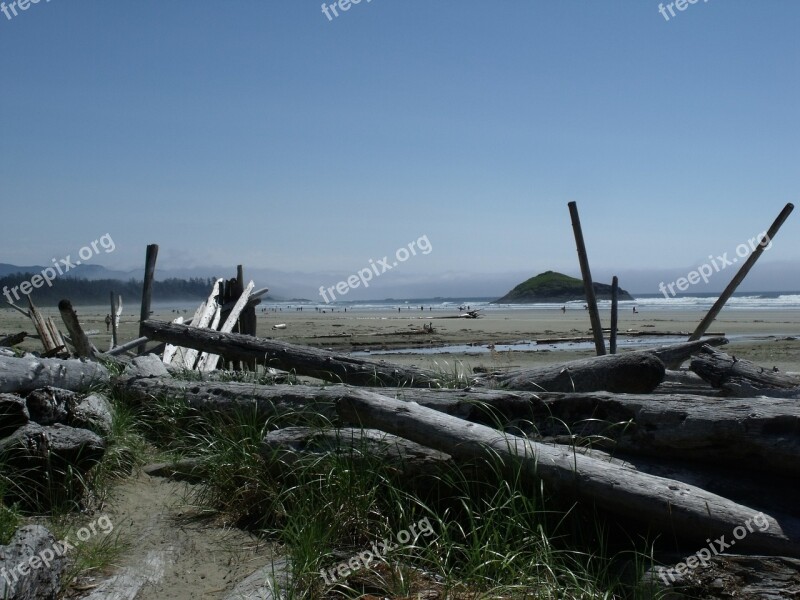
(689, 203, 794, 341)
(58, 299, 95, 358)
(138, 244, 159, 354)
(568, 201, 606, 355)
(610, 276, 619, 355)
(110, 291, 118, 349)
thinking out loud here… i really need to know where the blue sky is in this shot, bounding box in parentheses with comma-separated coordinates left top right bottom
(1, 1, 799, 296)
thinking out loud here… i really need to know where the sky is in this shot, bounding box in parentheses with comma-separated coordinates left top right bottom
(1, 1, 799, 298)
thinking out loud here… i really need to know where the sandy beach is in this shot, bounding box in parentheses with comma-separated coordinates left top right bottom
(3, 304, 798, 373)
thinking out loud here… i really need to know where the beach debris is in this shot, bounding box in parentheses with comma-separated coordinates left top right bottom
(691, 344, 800, 396)
(474, 351, 666, 393)
(141, 319, 445, 388)
(58, 299, 96, 358)
(4, 295, 68, 357)
(272, 323, 287, 329)
(0, 354, 110, 394)
(0, 331, 27, 347)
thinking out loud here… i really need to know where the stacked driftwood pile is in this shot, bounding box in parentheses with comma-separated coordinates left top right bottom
(125, 323, 800, 597)
(0, 356, 114, 600)
(2, 322, 800, 597)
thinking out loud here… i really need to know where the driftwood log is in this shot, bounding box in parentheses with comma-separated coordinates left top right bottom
(474, 351, 666, 393)
(0, 332, 27, 347)
(116, 378, 800, 476)
(0, 393, 29, 436)
(141, 320, 694, 393)
(691, 345, 800, 396)
(0, 525, 66, 600)
(140, 320, 443, 387)
(0, 355, 110, 394)
(332, 388, 800, 557)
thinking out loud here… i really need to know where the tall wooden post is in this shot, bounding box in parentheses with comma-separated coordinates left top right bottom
(110, 291, 118, 349)
(138, 244, 159, 355)
(610, 276, 619, 355)
(568, 201, 606, 356)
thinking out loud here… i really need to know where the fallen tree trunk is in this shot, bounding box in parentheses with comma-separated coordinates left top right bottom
(0, 355, 110, 394)
(474, 351, 666, 393)
(0, 332, 27, 347)
(141, 320, 444, 387)
(117, 378, 800, 475)
(332, 388, 800, 557)
(691, 345, 800, 394)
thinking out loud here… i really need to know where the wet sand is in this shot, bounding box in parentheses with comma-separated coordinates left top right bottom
(2, 304, 798, 373)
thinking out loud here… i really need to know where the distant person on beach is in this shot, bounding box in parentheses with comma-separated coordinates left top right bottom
(561, 306, 566, 313)
(633, 306, 638, 314)
(105, 314, 111, 332)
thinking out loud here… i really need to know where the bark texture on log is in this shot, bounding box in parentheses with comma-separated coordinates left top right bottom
(0, 393, 29, 437)
(0, 525, 66, 600)
(0, 422, 106, 472)
(691, 345, 800, 392)
(0, 332, 27, 347)
(475, 352, 666, 393)
(0, 355, 110, 394)
(333, 389, 800, 557)
(645, 554, 800, 599)
(140, 320, 443, 387)
(644, 337, 727, 366)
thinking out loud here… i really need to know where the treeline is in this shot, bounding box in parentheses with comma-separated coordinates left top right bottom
(0, 274, 216, 306)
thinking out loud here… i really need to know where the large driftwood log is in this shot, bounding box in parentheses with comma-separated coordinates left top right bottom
(116, 378, 800, 476)
(0, 525, 66, 600)
(332, 389, 800, 557)
(0, 332, 27, 347)
(140, 320, 443, 387)
(0, 393, 29, 436)
(0, 355, 110, 394)
(474, 352, 666, 393)
(691, 345, 800, 395)
(0, 422, 106, 472)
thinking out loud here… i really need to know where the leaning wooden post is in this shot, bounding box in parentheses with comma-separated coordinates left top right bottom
(689, 203, 794, 341)
(58, 299, 95, 358)
(568, 201, 606, 355)
(609, 276, 619, 355)
(138, 244, 159, 354)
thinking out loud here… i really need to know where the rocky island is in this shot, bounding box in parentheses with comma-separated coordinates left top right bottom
(493, 271, 634, 304)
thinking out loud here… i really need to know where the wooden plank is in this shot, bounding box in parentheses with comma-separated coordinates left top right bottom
(568, 201, 605, 355)
(179, 279, 222, 370)
(58, 299, 95, 358)
(138, 244, 159, 354)
(161, 316, 185, 364)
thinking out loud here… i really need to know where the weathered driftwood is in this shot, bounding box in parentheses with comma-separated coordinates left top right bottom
(643, 336, 727, 365)
(333, 389, 800, 557)
(262, 427, 455, 480)
(0, 422, 106, 472)
(691, 345, 800, 394)
(0, 332, 27, 347)
(140, 320, 444, 387)
(116, 378, 800, 476)
(0, 355, 110, 394)
(475, 351, 666, 393)
(645, 554, 800, 598)
(58, 299, 96, 358)
(0, 393, 29, 436)
(0, 525, 66, 600)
